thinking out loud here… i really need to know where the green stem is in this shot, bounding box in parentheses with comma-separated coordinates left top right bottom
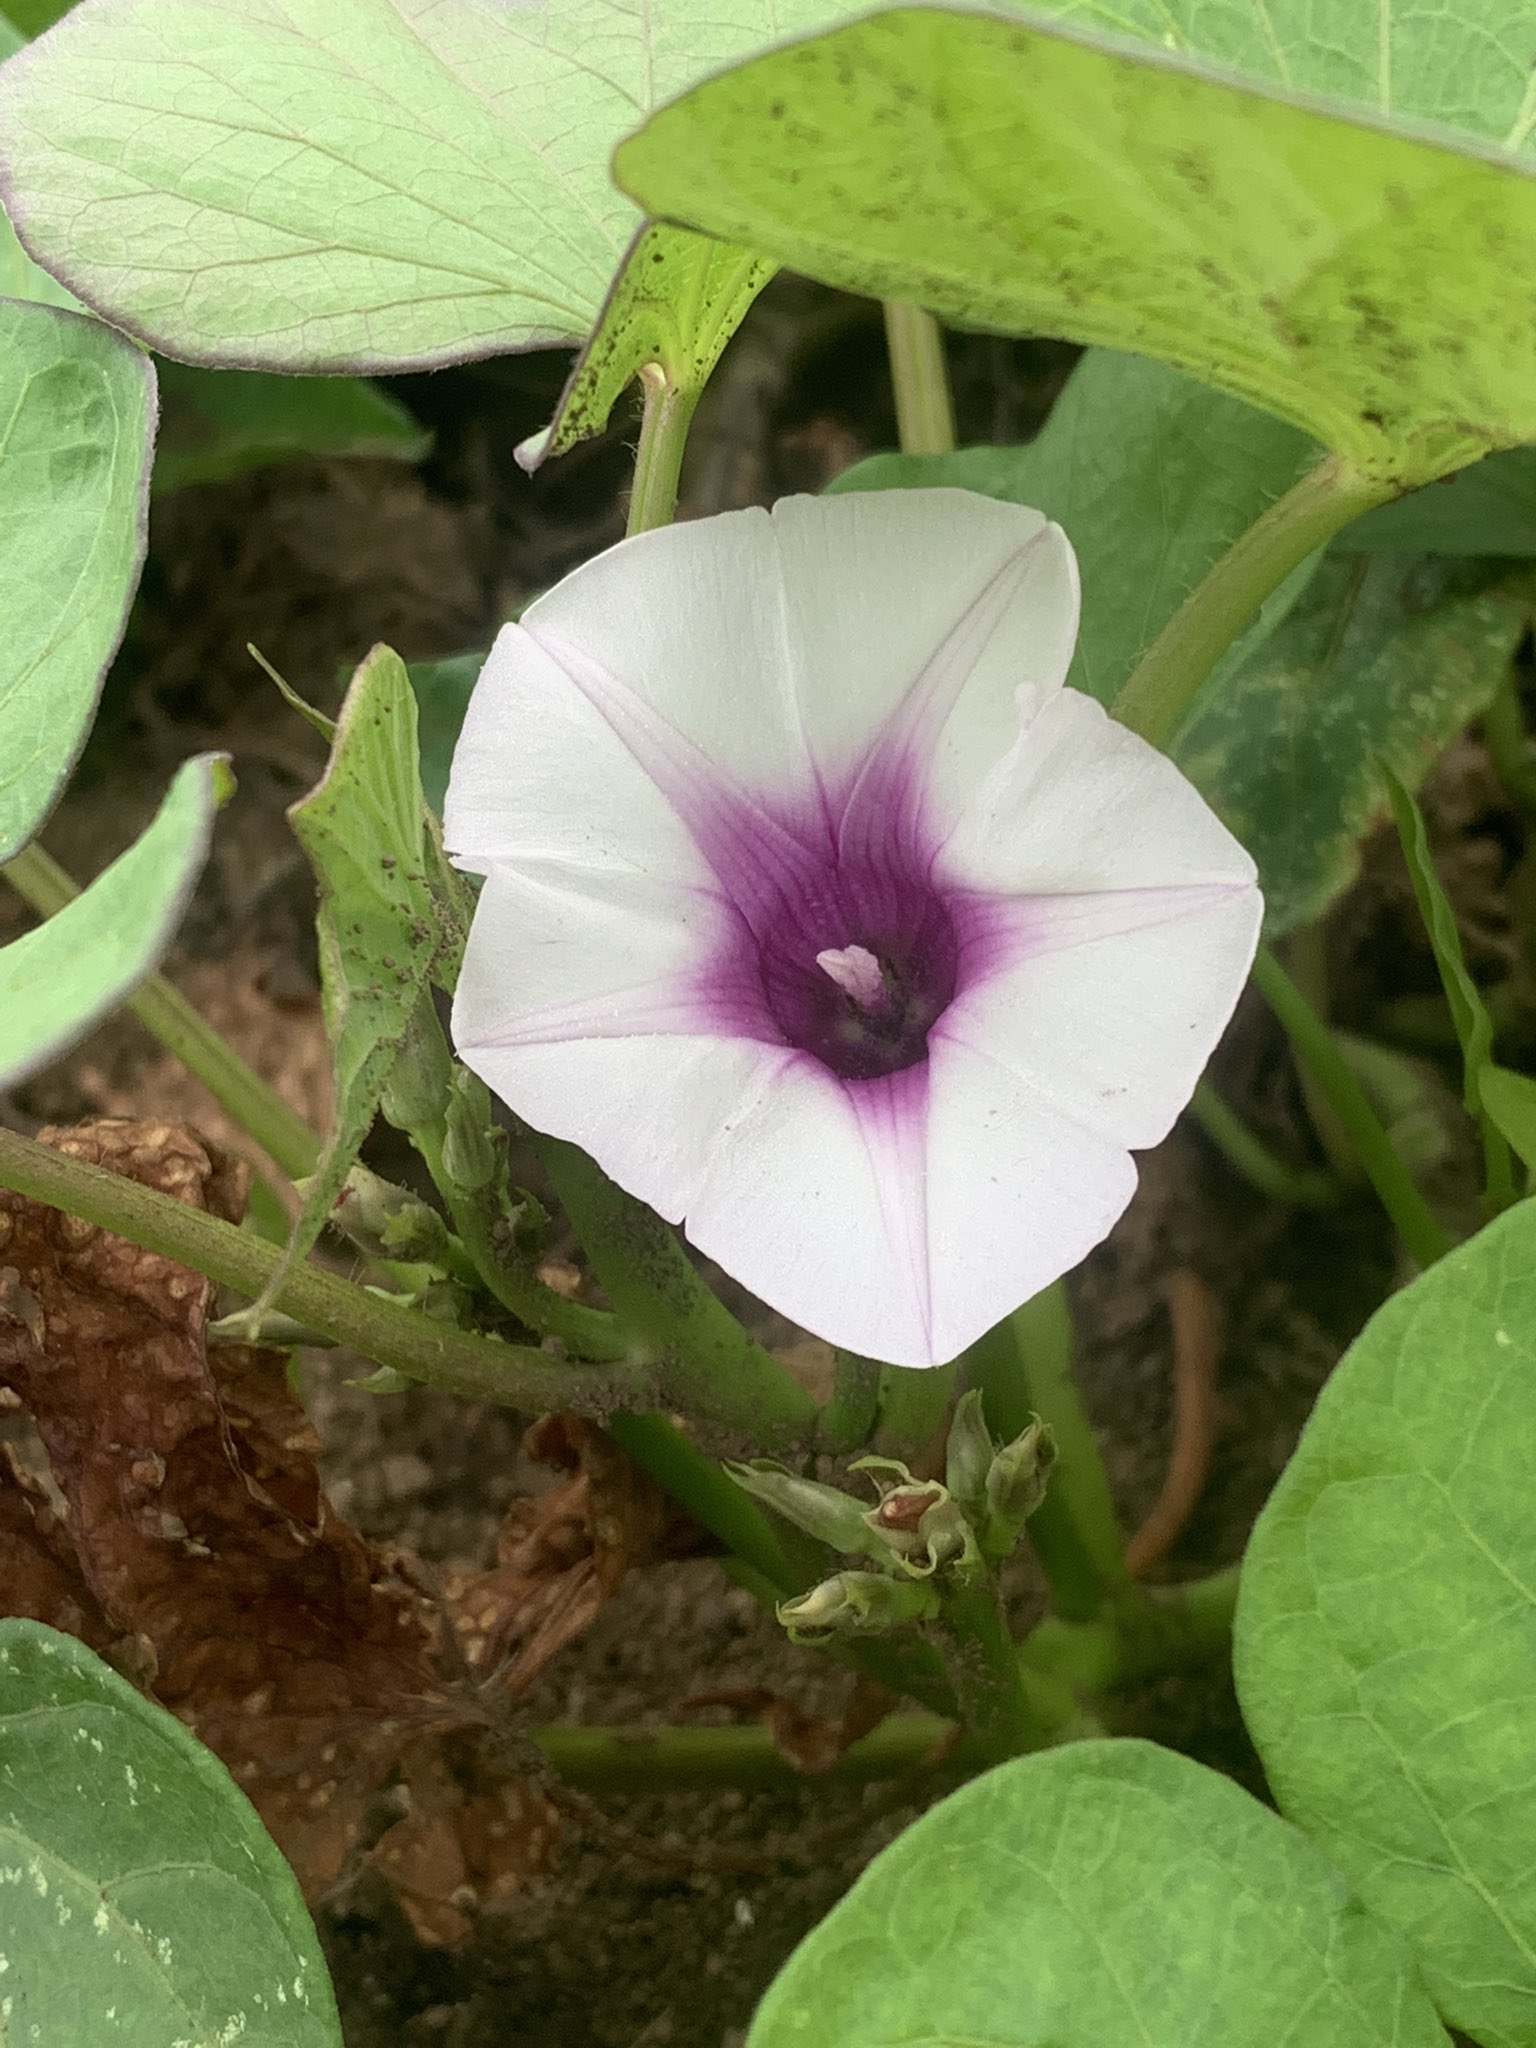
(1113, 454, 1397, 749)
(937, 1577, 1061, 1758)
(0, 1125, 644, 1412)
(608, 1411, 801, 1592)
(872, 1360, 956, 1462)
(882, 301, 957, 455)
(1251, 948, 1450, 1267)
(533, 1134, 818, 1451)
(1189, 1079, 1340, 1208)
(817, 1352, 883, 1454)
(1020, 1563, 1240, 1694)
(531, 1712, 984, 1791)
(965, 1286, 1129, 1621)
(627, 365, 699, 537)
(410, 1113, 630, 1364)
(2, 841, 322, 1185)
(527, 1570, 1245, 1791)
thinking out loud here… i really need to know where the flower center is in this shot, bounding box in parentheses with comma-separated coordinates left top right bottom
(815, 943, 891, 1013)
(755, 891, 959, 1083)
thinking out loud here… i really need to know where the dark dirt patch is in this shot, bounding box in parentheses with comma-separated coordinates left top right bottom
(3, 279, 1519, 2046)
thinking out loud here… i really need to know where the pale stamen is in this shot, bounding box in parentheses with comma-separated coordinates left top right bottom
(816, 943, 889, 1013)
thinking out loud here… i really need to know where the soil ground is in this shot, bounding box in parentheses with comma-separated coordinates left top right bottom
(3, 282, 1520, 2046)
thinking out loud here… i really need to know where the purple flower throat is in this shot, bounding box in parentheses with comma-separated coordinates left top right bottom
(697, 749, 974, 1085)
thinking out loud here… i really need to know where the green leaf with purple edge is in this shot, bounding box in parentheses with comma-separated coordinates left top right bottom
(0, 296, 154, 862)
(0, 0, 868, 375)
(0, 755, 230, 1089)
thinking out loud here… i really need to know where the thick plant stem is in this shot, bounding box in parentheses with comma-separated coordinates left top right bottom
(0, 1125, 645, 1412)
(965, 1286, 1129, 1621)
(1113, 454, 1398, 748)
(872, 1360, 956, 1462)
(627, 365, 699, 536)
(407, 1104, 630, 1363)
(1189, 1079, 1340, 1208)
(534, 1134, 817, 1449)
(882, 301, 957, 455)
(1252, 948, 1450, 1268)
(818, 1352, 883, 1453)
(2, 840, 322, 1184)
(938, 1578, 1059, 1759)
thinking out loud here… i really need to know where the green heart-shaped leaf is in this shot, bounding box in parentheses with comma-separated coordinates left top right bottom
(0, 1619, 340, 2046)
(1236, 1196, 1536, 2047)
(0, 755, 229, 1089)
(748, 1738, 1450, 2046)
(0, 0, 862, 372)
(617, 5, 1536, 481)
(0, 297, 153, 862)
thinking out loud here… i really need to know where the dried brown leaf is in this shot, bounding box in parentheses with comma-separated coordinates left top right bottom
(0, 1121, 690, 1934)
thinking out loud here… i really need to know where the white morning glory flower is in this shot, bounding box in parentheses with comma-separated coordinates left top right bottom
(445, 490, 1261, 1368)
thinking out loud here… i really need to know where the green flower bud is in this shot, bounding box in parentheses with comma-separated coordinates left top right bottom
(863, 1481, 981, 1579)
(944, 1388, 996, 1519)
(982, 1417, 1057, 1556)
(725, 1460, 878, 1556)
(333, 1164, 450, 1266)
(379, 996, 455, 1134)
(776, 1570, 941, 1643)
(849, 1453, 918, 1495)
(440, 1067, 505, 1196)
(863, 1478, 946, 1562)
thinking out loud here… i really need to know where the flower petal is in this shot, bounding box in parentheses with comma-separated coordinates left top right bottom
(484, 491, 1075, 829)
(764, 490, 1078, 822)
(939, 884, 1261, 1151)
(922, 1036, 1138, 1364)
(452, 865, 754, 1051)
(941, 684, 1258, 895)
(443, 621, 712, 885)
(685, 1060, 937, 1364)
(686, 1045, 1139, 1367)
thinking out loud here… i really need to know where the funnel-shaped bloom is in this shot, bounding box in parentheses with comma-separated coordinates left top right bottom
(446, 491, 1260, 1367)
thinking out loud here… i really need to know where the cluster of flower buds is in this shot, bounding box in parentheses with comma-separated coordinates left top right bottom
(727, 1391, 1055, 1642)
(329, 1161, 454, 1268)
(438, 1065, 509, 1200)
(943, 1389, 1056, 1562)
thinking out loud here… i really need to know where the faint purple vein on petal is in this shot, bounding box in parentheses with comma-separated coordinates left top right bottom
(943, 880, 1257, 985)
(837, 524, 1053, 873)
(843, 1062, 936, 1353)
